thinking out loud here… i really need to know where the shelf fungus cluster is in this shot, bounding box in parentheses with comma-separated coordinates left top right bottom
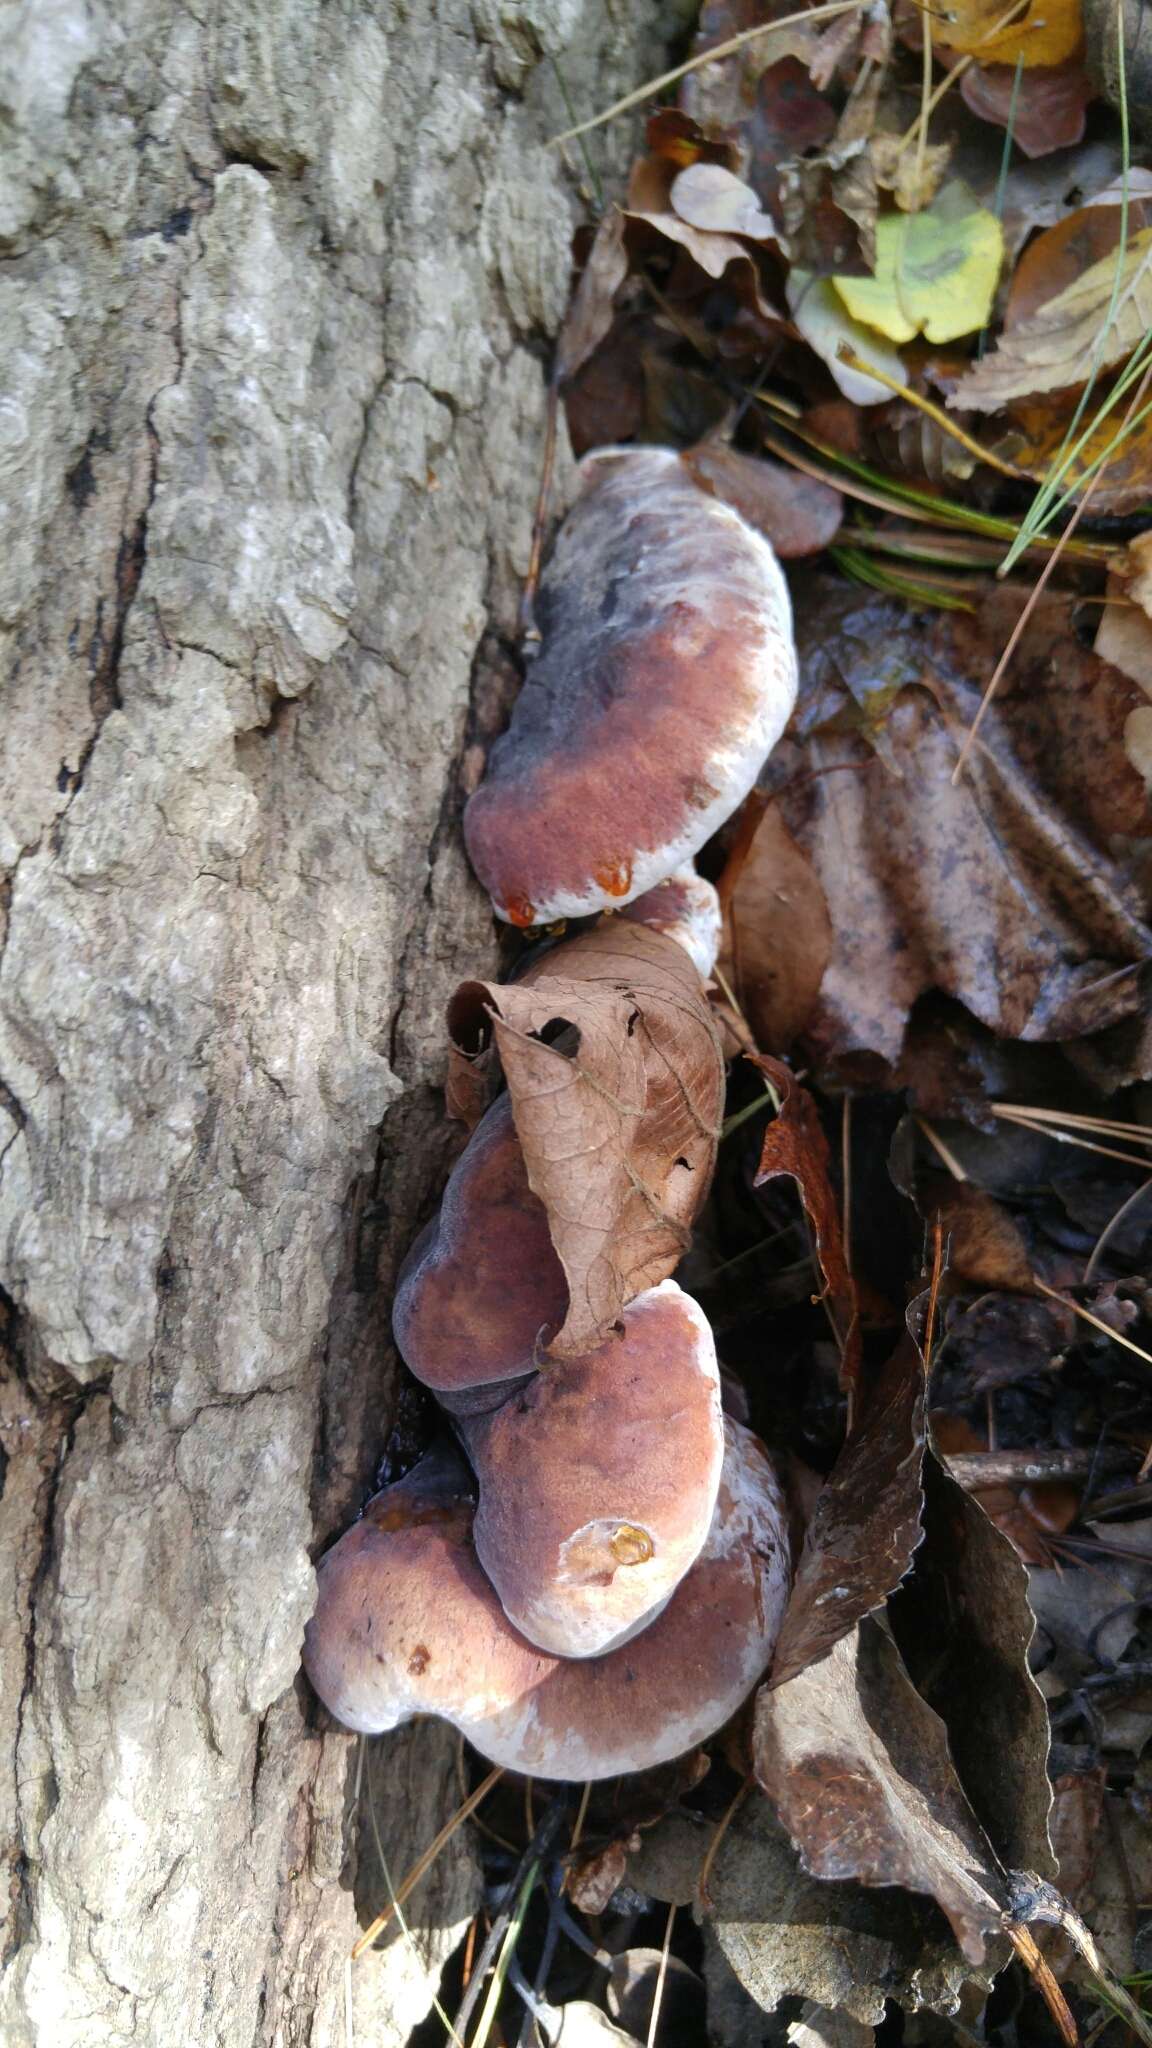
(304, 450, 800, 1781)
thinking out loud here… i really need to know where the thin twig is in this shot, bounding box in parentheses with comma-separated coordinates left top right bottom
(1006, 1922, 1080, 2047)
(698, 1774, 752, 1908)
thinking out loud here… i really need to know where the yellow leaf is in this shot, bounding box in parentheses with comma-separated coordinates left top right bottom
(935, 0, 1082, 69)
(831, 185, 1004, 345)
(950, 226, 1152, 411)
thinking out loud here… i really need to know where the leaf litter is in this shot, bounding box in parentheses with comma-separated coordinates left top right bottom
(373, 4, 1152, 2040)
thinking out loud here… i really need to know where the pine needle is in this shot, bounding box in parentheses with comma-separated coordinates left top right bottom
(351, 1764, 504, 1960)
(1033, 1277, 1152, 1372)
(646, 1901, 678, 2048)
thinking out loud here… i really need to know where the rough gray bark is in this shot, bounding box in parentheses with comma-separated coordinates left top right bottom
(0, 5, 666, 2041)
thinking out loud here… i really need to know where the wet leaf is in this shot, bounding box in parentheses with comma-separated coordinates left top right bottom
(769, 1315, 927, 1686)
(755, 1617, 1009, 1963)
(950, 225, 1152, 410)
(683, 442, 843, 557)
(447, 922, 725, 1358)
(960, 59, 1090, 159)
(719, 798, 834, 1046)
(752, 1053, 862, 1392)
(833, 185, 1004, 345)
(933, 0, 1084, 69)
(767, 579, 1152, 1074)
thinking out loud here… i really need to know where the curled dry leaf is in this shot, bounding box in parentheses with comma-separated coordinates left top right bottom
(768, 579, 1152, 1074)
(719, 797, 834, 1046)
(670, 161, 776, 239)
(751, 1053, 862, 1392)
(447, 922, 724, 1358)
(1095, 529, 1152, 689)
(755, 1617, 1009, 1964)
(683, 442, 843, 558)
(625, 157, 784, 322)
(556, 209, 630, 385)
(779, 139, 879, 277)
(950, 225, 1152, 410)
(769, 1313, 926, 1687)
(870, 133, 953, 214)
(889, 1453, 1055, 1878)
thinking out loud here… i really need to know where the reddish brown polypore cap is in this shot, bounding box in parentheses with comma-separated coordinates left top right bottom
(619, 862, 721, 981)
(462, 446, 798, 927)
(392, 1093, 567, 1414)
(301, 1418, 790, 1781)
(460, 1279, 724, 1657)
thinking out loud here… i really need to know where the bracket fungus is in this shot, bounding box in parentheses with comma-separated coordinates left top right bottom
(460, 1280, 725, 1657)
(392, 1093, 566, 1415)
(463, 446, 798, 927)
(302, 1419, 790, 1781)
(618, 862, 722, 981)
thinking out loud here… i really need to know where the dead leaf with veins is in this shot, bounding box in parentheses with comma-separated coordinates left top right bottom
(448, 922, 724, 1358)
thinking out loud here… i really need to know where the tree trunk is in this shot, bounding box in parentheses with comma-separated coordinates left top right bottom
(0, 6, 663, 2039)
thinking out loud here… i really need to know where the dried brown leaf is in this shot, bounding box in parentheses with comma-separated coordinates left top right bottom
(949, 225, 1152, 410)
(960, 59, 1090, 159)
(779, 139, 878, 275)
(447, 922, 724, 1358)
(769, 1314, 926, 1686)
(556, 209, 630, 384)
(683, 443, 843, 558)
(755, 1618, 1009, 1964)
(670, 161, 776, 239)
(719, 798, 834, 1047)
(769, 579, 1152, 1074)
(751, 1054, 862, 1391)
(889, 1452, 1055, 1878)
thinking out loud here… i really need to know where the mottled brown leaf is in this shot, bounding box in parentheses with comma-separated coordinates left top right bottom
(752, 1054, 862, 1392)
(768, 580, 1152, 1075)
(779, 140, 878, 277)
(770, 1315, 927, 1686)
(756, 1618, 1009, 1964)
(684, 443, 843, 559)
(447, 923, 724, 1358)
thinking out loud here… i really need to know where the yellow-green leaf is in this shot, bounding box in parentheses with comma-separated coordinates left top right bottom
(831, 184, 1004, 345)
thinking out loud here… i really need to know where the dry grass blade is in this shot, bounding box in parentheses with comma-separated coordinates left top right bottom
(549, 0, 866, 145)
(350, 1764, 504, 1960)
(1033, 1277, 1152, 1371)
(1006, 1923, 1080, 2047)
(646, 1901, 678, 2048)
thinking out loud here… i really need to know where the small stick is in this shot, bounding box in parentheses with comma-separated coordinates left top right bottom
(351, 1764, 504, 1959)
(944, 1447, 1117, 1487)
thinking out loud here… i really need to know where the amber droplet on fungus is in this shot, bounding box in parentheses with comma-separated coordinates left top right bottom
(504, 893, 537, 928)
(593, 857, 633, 900)
(610, 1523, 655, 1567)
